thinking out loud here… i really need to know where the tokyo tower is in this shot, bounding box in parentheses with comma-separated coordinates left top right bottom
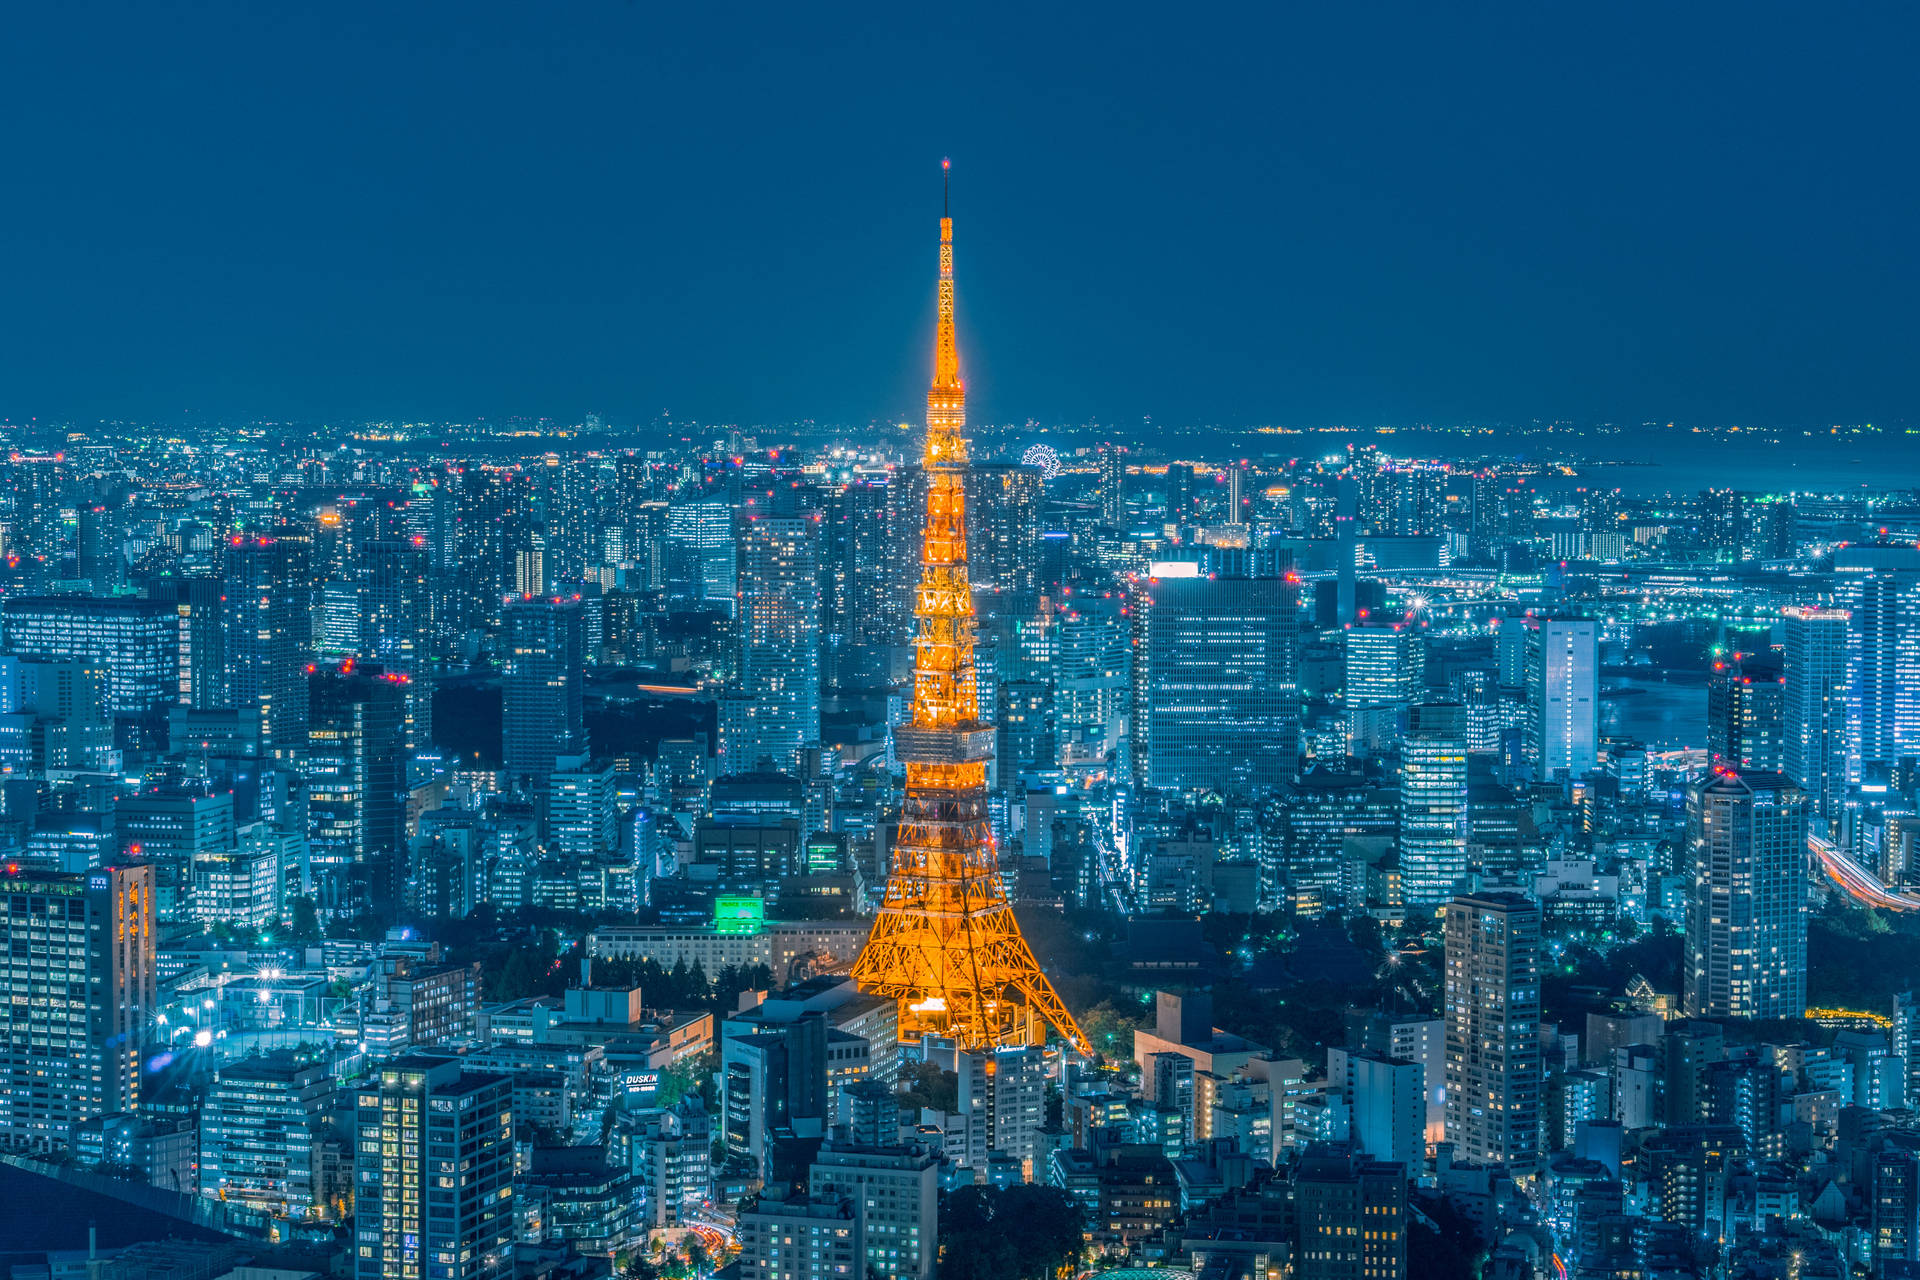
(851, 162, 1090, 1055)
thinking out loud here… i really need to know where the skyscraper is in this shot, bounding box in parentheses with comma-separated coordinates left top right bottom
(502, 596, 587, 783)
(1, 594, 178, 750)
(967, 463, 1042, 596)
(728, 514, 821, 776)
(1444, 890, 1541, 1173)
(668, 496, 736, 609)
(1783, 606, 1851, 830)
(1097, 442, 1125, 526)
(363, 538, 434, 750)
(1400, 702, 1470, 910)
(1707, 648, 1784, 772)
(1834, 544, 1920, 772)
(1526, 617, 1598, 781)
(1681, 770, 1808, 1021)
(823, 479, 905, 690)
(223, 536, 312, 759)
(353, 1056, 514, 1280)
(1139, 574, 1300, 792)
(1344, 624, 1424, 709)
(851, 163, 1087, 1055)
(0, 864, 155, 1152)
(1164, 462, 1194, 527)
(307, 664, 407, 915)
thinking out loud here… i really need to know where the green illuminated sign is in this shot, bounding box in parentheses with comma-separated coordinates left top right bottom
(714, 896, 765, 936)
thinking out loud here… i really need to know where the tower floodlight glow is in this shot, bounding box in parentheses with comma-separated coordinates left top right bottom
(850, 163, 1089, 1055)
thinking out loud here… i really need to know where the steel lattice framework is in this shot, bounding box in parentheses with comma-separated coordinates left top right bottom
(851, 163, 1089, 1055)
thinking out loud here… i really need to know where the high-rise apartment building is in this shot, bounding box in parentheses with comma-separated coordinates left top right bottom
(0, 864, 155, 1152)
(1139, 574, 1299, 792)
(1526, 617, 1598, 781)
(502, 596, 586, 783)
(1443, 891, 1541, 1173)
(1097, 442, 1126, 526)
(353, 1056, 514, 1280)
(1783, 605, 1850, 827)
(967, 464, 1042, 596)
(1681, 770, 1808, 1021)
(728, 514, 821, 776)
(1400, 702, 1469, 910)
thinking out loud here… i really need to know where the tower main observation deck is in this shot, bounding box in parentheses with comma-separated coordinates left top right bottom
(850, 163, 1090, 1055)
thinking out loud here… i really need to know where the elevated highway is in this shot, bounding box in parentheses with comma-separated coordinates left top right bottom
(1810, 833, 1920, 911)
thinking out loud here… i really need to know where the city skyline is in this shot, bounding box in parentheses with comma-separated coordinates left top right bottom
(9, 11, 1920, 1280)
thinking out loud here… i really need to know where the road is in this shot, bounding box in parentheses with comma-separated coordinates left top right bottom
(1810, 833, 1920, 912)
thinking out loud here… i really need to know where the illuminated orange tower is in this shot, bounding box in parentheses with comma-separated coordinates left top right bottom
(851, 162, 1089, 1055)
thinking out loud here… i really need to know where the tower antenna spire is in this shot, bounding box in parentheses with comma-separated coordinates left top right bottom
(942, 155, 950, 217)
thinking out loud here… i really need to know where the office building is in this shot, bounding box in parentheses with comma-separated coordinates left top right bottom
(1292, 1145, 1407, 1280)
(1526, 617, 1599, 781)
(668, 497, 736, 608)
(353, 1056, 514, 1280)
(1165, 462, 1195, 527)
(1343, 623, 1424, 709)
(722, 1012, 830, 1178)
(1344, 1052, 1425, 1170)
(199, 1051, 335, 1220)
(72, 1113, 197, 1193)
(1139, 574, 1300, 792)
(1443, 891, 1541, 1173)
(1399, 701, 1469, 910)
(737, 1193, 863, 1280)
(0, 595, 177, 749)
(0, 864, 155, 1152)
(1681, 770, 1808, 1021)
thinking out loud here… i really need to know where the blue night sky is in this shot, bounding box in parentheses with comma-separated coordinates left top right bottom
(2, 2, 1915, 429)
